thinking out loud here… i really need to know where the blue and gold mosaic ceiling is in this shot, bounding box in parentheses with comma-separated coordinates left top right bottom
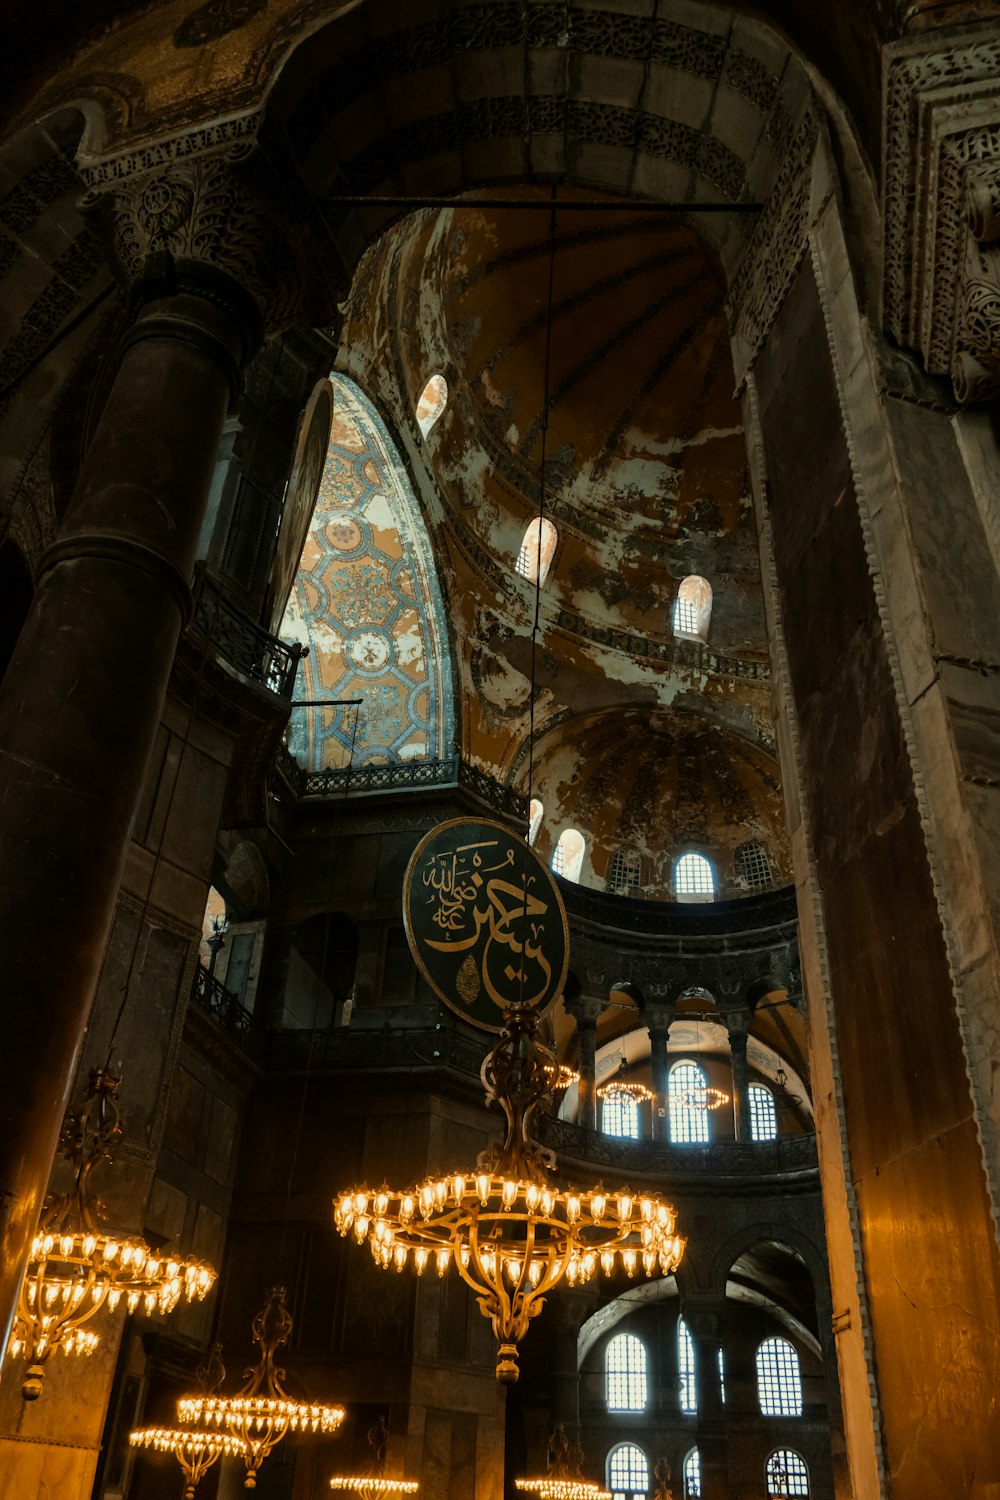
(281, 375, 453, 771)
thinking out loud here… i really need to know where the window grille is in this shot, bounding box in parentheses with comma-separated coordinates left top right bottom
(606, 1334, 647, 1412)
(672, 575, 712, 642)
(608, 847, 642, 895)
(735, 840, 773, 891)
(607, 1442, 649, 1500)
(683, 1449, 701, 1499)
(766, 1450, 809, 1497)
(756, 1338, 803, 1416)
(749, 1084, 778, 1141)
(551, 828, 585, 882)
(678, 1318, 697, 1414)
(515, 517, 558, 586)
(602, 1090, 640, 1140)
(669, 1061, 711, 1145)
(674, 852, 715, 901)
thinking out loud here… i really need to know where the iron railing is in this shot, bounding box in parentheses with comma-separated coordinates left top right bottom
(191, 964, 261, 1052)
(190, 564, 305, 700)
(290, 754, 528, 819)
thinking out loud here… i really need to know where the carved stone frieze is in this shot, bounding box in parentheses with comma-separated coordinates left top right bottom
(79, 119, 305, 331)
(727, 110, 820, 379)
(884, 30, 1000, 402)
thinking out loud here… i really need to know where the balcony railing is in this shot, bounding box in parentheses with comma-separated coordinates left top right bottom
(191, 963, 261, 1052)
(189, 564, 305, 700)
(535, 1113, 819, 1184)
(279, 751, 528, 820)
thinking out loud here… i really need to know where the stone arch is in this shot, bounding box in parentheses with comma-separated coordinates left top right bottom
(266, 4, 824, 303)
(707, 1222, 828, 1307)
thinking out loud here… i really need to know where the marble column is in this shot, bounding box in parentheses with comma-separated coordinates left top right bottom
(728, 1027, 752, 1142)
(683, 1298, 728, 1500)
(646, 1016, 670, 1143)
(576, 1014, 598, 1131)
(0, 253, 263, 1360)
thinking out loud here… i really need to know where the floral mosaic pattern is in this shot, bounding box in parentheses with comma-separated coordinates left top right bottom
(281, 376, 453, 769)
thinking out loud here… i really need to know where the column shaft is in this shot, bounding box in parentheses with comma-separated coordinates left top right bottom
(729, 1028, 752, 1142)
(577, 1020, 597, 1131)
(0, 262, 261, 1357)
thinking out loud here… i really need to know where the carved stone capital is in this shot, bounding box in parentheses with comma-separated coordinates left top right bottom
(884, 29, 1000, 402)
(79, 119, 305, 333)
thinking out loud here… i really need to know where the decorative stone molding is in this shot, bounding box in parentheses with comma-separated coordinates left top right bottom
(884, 30, 1000, 402)
(79, 119, 304, 331)
(728, 110, 821, 380)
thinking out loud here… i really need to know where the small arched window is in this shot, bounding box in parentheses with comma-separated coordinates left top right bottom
(528, 798, 543, 846)
(515, 516, 558, 586)
(756, 1338, 803, 1416)
(735, 839, 773, 891)
(674, 852, 715, 902)
(606, 1333, 647, 1412)
(678, 1317, 697, 1414)
(669, 1061, 711, 1145)
(682, 1449, 701, 1499)
(602, 1090, 640, 1141)
(551, 828, 585, 883)
(607, 846, 642, 896)
(766, 1450, 809, 1497)
(415, 374, 448, 437)
(749, 1084, 778, 1141)
(718, 1346, 726, 1405)
(607, 1443, 649, 1500)
(673, 575, 712, 642)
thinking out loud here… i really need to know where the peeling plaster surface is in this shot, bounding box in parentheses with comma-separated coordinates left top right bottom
(335, 190, 787, 899)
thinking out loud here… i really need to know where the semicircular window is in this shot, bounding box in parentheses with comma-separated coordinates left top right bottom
(281, 374, 455, 773)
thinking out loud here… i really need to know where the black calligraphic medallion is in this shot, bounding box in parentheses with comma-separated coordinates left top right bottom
(402, 817, 570, 1032)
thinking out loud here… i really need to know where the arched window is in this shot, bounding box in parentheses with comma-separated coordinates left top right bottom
(674, 852, 715, 902)
(528, 798, 543, 846)
(415, 374, 448, 437)
(756, 1338, 803, 1416)
(677, 1317, 697, 1414)
(515, 516, 558, 586)
(672, 575, 712, 642)
(602, 1090, 640, 1140)
(749, 1083, 778, 1141)
(682, 1449, 701, 1499)
(607, 1443, 649, 1500)
(551, 828, 585, 883)
(766, 1450, 810, 1497)
(735, 839, 773, 891)
(607, 846, 642, 896)
(669, 1061, 711, 1145)
(606, 1333, 647, 1412)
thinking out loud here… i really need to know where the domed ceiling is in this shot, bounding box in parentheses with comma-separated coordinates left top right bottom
(334, 186, 787, 901)
(528, 708, 790, 900)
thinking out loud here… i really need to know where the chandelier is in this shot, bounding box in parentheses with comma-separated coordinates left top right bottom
(335, 1003, 685, 1384)
(131, 1344, 244, 1498)
(675, 1016, 730, 1112)
(597, 1057, 653, 1104)
(178, 1286, 345, 1489)
(8, 1069, 216, 1401)
(517, 1424, 610, 1500)
(330, 1416, 419, 1499)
